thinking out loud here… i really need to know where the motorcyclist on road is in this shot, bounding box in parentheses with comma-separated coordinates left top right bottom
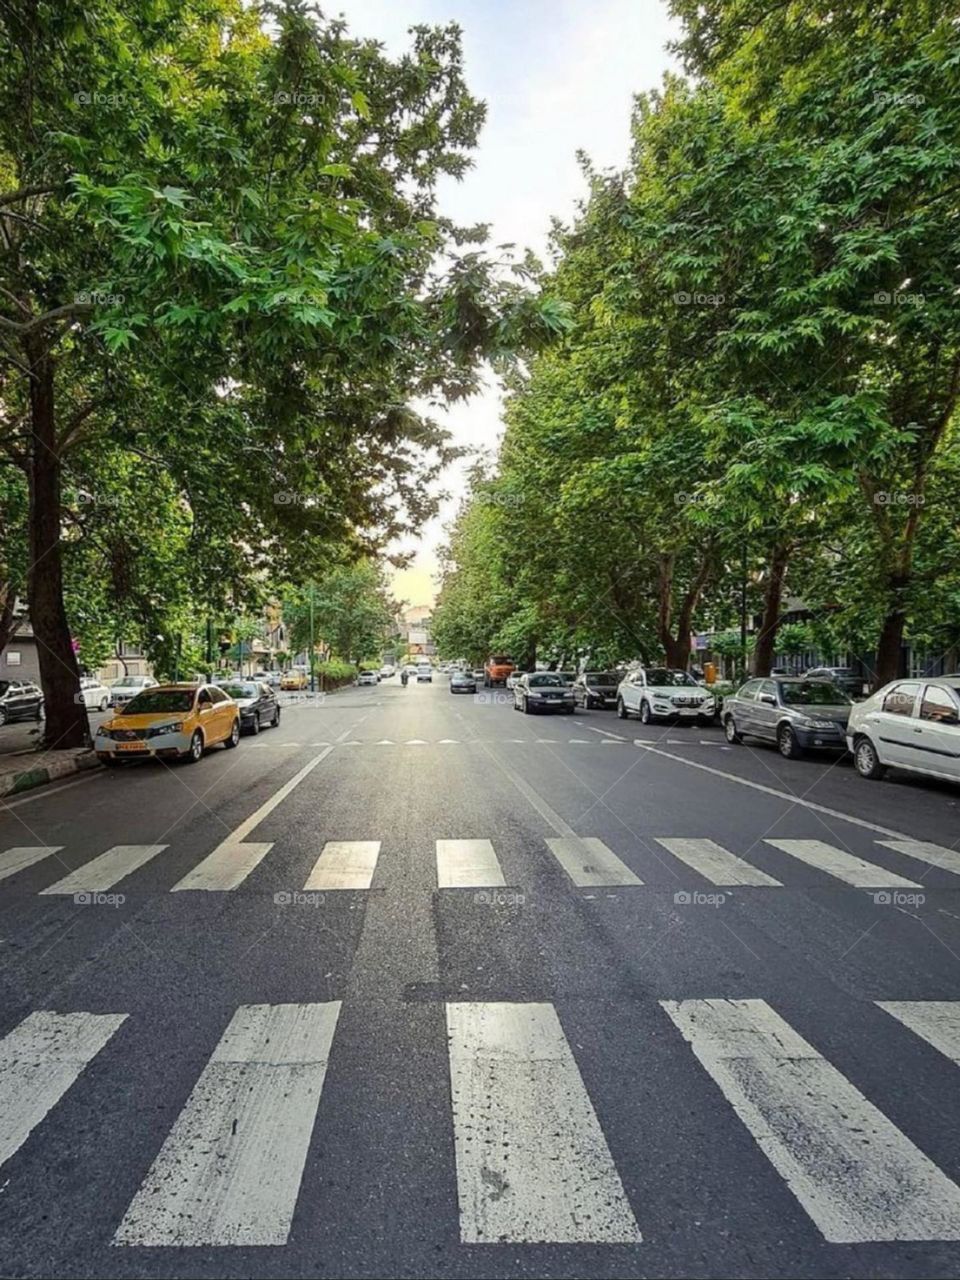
(401, 668, 408, 686)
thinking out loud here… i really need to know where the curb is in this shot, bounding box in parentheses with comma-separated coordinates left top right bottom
(0, 749, 102, 799)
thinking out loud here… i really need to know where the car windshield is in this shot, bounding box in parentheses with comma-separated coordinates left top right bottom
(529, 673, 565, 687)
(220, 683, 258, 698)
(0, 681, 9, 694)
(489, 655, 512, 665)
(779, 681, 851, 706)
(113, 676, 146, 688)
(121, 690, 195, 714)
(645, 668, 698, 687)
(586, 672, 618, 686)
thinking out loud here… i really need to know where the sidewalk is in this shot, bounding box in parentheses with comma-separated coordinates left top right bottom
(0, 715, 105, 800)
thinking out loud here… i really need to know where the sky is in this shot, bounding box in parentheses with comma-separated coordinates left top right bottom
(333, 0, 681, 610)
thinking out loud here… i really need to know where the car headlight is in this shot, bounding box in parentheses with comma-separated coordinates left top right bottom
(798, 717, 835, 729)
(95, 726, 108, 737)
(149, 721, 184, 737)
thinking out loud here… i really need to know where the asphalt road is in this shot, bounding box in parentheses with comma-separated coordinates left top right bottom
(2, 678, 960, 1279)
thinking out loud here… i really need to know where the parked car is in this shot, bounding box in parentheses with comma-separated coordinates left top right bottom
(483, 654, 515, 687)
(379, 665, 396, 679)
(847, 676, 960, 784)
(280, 670, 308, 690)
(264, 672, 282, 688)
(416, 662, 433, 683)
(573, 671, 620, 709)
(450, 669, 477, 694)
(0, 679, 44, 725)
(616, 668, 716, 725)
(803, 666, 865, 699)
(471, 668, 485, 681)
(217, 679, 280, 734)
(513, 671, 576, 714)
(722, 676, 852, 758)
(356, 670, 379, 686)
(95, 682, 240, 765)
(506, 670, 524, 690)
(77, 676, 111, 711)
(109, 675, 158, 708)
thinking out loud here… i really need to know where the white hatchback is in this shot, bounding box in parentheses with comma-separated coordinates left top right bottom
(616, 666, 716, 725)
(847, 676, 960, 784)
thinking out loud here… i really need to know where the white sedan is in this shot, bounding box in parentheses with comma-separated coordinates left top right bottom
(77, 676, 112, 711)
(847, 675, 960, 783)
(616, 667, 716, 725)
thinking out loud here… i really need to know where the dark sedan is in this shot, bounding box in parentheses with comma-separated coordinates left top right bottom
(450, 670, 477, 694)
(0, 679, 43, 725)
(513, 671, 576, 714)
(572, 671, 620, 709)
(218, 680, 280, 734)
(722, 676, 852, 758)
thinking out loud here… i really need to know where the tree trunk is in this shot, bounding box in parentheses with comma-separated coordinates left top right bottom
(0, 585, 21, 654)
(873, 585, 908, 690)
(25, 344, 88, 748)
(753, 541, 791, 677)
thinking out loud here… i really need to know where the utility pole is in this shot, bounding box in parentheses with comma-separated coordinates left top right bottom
(740, 536, 749, 682)
(309, 584, 316, 693)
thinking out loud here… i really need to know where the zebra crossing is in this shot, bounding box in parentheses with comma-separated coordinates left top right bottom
(3, 997, 960, 1248)
(4, 832, 959, 897)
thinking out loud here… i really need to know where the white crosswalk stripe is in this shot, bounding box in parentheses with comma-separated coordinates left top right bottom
(656, 838, 781, 886)
(0, 1011, 126, 1171)
(661, 997, 960, 1242)
(39, 845, 167, 895)
(878, 1001, 960, 1063)
(545, 836, 642, 887)
(0, 845, 62, 883)
(876, 839, 960, 877)
(114, 1002, 341, 1247)
(764, 838, 922, 888)
(436, 839, 505, 889)
(303, 841, 380, 890)
(446, 1001, 641, 1243)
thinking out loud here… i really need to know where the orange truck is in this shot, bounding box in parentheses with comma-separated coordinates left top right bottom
(483, 654, 515, 687)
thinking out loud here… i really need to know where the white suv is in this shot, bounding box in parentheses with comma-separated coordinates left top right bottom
(616, 667, 716, 725)
(847, 676, 960, 784)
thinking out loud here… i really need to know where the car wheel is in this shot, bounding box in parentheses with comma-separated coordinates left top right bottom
(35, 702, 44, 722)
(224, 718, 240, 749)
(723, 715, 742, 744)
(854, 735, 886, 780)
(249, 712, 260, 735)
(616, 697, 627, 720)
(522, 695, 530, 714)
(639, 700, 652, 725)
(0, 707, 6, 726)
(184, 730, 204, 763)
(778, 724, 803, 759)
(99, 696, 109, 711)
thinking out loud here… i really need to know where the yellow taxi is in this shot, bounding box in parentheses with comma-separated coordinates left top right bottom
(94, 682, 241, 766)
(280, 670, 308, 690)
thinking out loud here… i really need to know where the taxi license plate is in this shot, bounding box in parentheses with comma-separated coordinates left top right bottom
(116, 741, 147, 752)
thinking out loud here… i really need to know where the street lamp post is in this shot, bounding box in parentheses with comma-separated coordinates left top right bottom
(309, 584, 316, 693)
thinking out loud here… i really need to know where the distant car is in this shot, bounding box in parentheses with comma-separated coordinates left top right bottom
(356, 670, 379, 686)
(471, 668, 485, 681)
(506, 671, 524, 690)
(0, 679, 44, 725)
(264, 672, 282, 688)
(723, 676, 851, 758)
(109, 675, 158, 708)
(416, 662, 433, 683)
(95, 682, 240, 765)
(218, 679, 280, 734)
(573, 671, 620, 709)
(803, 666, 864, 698)
(450, 670, 477, 694)
(77, 676, 111, 711)
(847, 676, 960, 784)
(280, 671, 308, 690)
(616, 668, 715, 725)
(379, 665, 396, 679)
(513, 671, 575, 714)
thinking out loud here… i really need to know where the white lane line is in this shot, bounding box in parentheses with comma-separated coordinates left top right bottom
(303, 841, 380, 891)
(546, 836, 643, 887)
(172, 746, 335, 891)
(506, 770, 577, 837)
(437, 738, 460, 744)
(569, 739, 591, 744)
(40, 845, 168, 895)
(374, 739, 395, 744)
(535, 739, 558, 744)
(436, 839, 505, 889)
(878, 1002, 960, 1063)
(661, 997, 960, 1243)
(631, 742, 930, 844)
(764, 839, 921, 889)
(877, 840, 960, 877)
(0, 846, 62, 883)
(0, 1011, 126, 1170)
(656, 838, 780, 887)
(587, 726, 626, 740)
(114, 1002, 341, 1247)
(446, 1002, 641, 1244)
(404, 738, 428, 745)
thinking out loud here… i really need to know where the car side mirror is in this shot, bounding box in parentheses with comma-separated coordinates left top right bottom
(759, 693, 776, 705)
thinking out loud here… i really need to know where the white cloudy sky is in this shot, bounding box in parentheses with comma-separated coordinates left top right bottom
(333, 0, 680, 608)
